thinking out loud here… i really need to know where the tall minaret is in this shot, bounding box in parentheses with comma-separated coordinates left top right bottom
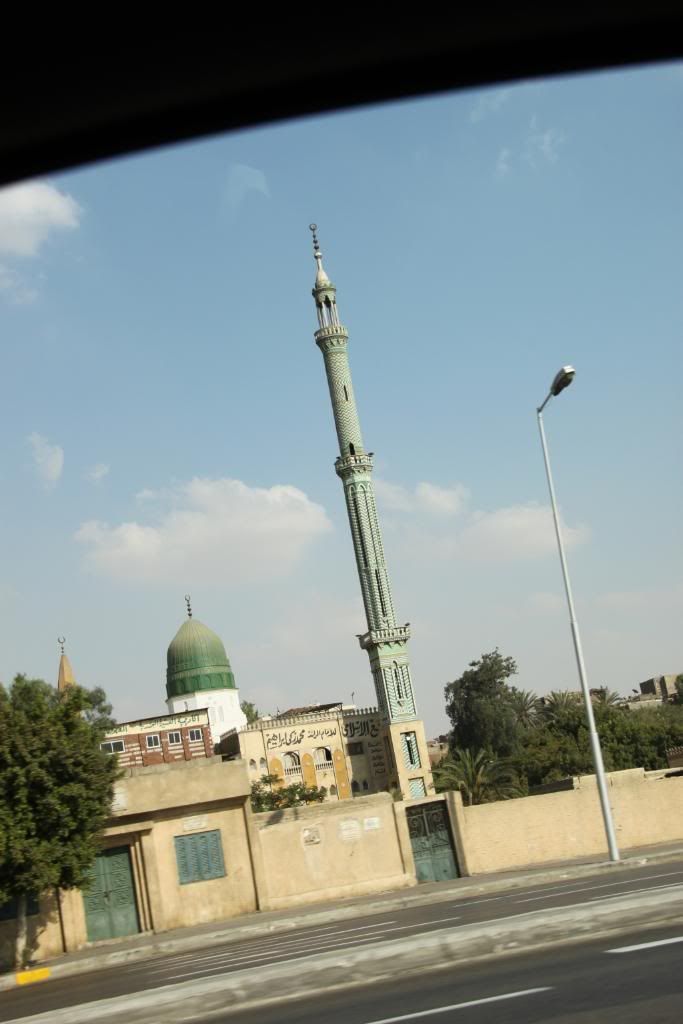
(310, 225, 432, 799)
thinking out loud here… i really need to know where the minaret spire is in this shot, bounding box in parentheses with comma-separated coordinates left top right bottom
(309, 226, 432, 799)
(57, 636, 76, 692)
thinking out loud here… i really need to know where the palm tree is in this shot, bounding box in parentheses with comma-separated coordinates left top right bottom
(433, 749, 523, 805)
(540, 690, 582, 722)
(509, 689, 541, 729)
(592, 687, 621, 706)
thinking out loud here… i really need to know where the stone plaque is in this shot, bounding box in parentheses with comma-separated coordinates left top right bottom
(182, 814, 208, 832)
(302, 826, 322, 846)
(363, 816, 382, 831)
(338, 818, 361, 843)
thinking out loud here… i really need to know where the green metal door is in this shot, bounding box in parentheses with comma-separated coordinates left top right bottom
(83, 846, 140, 942)
(406, 802, 458, 883)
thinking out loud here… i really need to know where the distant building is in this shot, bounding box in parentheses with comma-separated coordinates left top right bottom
(623, 674, 681, 710)
(427, 736, 450, 766)
(102, 709, 213, 767)
(219, 703, 393, 800)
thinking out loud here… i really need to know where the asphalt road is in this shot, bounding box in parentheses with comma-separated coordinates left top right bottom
(2, 859, 683, 1022)
(216, 923, 683, 1024)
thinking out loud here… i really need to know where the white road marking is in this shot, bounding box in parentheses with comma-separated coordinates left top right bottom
(164, 934, 389, 980)
(589, 882, 683, 902)
(361, 987, 553, 1022)
(514, 871, 683, 903)
(147, 917, 462, 977)
(127, 919, 401, 972)
(606, 935, 683, 954)
(455, 870, 683, 909)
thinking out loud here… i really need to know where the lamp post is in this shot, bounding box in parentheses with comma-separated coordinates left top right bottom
(537, 366, 620, 863)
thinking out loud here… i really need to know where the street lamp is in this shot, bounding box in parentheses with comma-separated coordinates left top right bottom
(537, 366, 620, 863)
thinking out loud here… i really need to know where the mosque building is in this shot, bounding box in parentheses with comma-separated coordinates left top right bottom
(74, 228, 433, 802)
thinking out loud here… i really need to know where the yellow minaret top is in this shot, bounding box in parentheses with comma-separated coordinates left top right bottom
(57, 636, 76, 691)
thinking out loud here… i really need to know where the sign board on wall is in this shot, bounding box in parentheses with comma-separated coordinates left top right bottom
(106, 709, 210, 737)
(338, 818, 361, 843)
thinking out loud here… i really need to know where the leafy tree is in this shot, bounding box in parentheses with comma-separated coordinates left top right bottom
(240, 700, 260, 725)
(444, 650, 521, 758)
(433, 749, 523, 805)
(0, 675, 118, 967)
(250, 773, 325, 812)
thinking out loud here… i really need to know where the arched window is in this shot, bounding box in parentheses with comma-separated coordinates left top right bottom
(330, 785, 338, 797)
(319, 786, 327, 798)
(314, 746, 333, 768)
(283, 751, 302, 777)
(249, 758, 257, 772)
(362, 780, 369, 791)
(259, 757, 267, 774)
(352, 780, 360, 794)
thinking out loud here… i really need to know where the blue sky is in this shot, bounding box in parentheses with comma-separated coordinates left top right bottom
(1, 62, 681, 735)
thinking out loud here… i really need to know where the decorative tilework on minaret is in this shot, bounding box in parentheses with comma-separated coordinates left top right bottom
(309, 225, 418, 726)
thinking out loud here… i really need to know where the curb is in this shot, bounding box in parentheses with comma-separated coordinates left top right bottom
(1, 845, 682, 992)
(7, 886, 683, 1024)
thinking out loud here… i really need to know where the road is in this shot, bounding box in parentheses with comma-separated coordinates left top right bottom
(217, 923, 683, 1024)
(2, 858, 683, 1022)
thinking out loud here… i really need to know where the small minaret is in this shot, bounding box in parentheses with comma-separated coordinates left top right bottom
(309, 225, 432, 798)
(57, 636, 76, 692)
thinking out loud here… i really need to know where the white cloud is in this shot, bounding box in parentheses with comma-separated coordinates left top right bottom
(524, 115, 565, 167)
(496, 147, 512, 178)
(87, 463, 110, 484)
(470, 88, 511, 123)
(27, 432, 64, 487)
(0, 181, 81, 257)
(0, 264, 38, 304)
(375, 480, 469, 516)
(460, 503, 588, 562)
(76, 476, 331, 584)
(376, 478, 587, 564)
(223, 163, 270, 214)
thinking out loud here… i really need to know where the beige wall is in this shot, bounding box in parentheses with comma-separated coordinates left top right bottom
(453, 768, 683, 874)
(248, 792, 415, 910)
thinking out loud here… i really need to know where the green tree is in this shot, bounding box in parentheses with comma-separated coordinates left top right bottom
(0, 675, 118, 967)
(509, 689, 541, 729)
(433, 749, 523, 805)
(250, 774, 325, 812)
(444, 650, 521, 758)
(240, 700, 260, 725)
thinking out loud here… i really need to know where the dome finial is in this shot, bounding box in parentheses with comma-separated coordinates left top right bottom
(58, 635, 66, 655)
(309, 222, 330, 286)
(185, 594, 192, 619)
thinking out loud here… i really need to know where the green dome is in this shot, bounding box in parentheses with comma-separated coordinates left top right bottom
(166, 618, 236, 700)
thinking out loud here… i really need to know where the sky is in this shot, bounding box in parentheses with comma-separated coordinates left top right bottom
(0, 62, 681, 736)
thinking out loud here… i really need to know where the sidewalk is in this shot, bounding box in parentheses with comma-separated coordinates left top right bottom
(4, 840, 682, 991)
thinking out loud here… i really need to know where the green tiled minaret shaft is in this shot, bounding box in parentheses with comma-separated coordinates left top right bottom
(309, 225, 418, 724)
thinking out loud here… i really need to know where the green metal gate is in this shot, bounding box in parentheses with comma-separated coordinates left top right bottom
(406, 802, 459, 883)
(83, 846, 140, 943)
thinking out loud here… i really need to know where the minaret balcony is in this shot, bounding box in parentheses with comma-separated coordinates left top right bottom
(358, 624, 411, 650)
(315, 325, 349, 347)
(335, 452, 373, 477)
